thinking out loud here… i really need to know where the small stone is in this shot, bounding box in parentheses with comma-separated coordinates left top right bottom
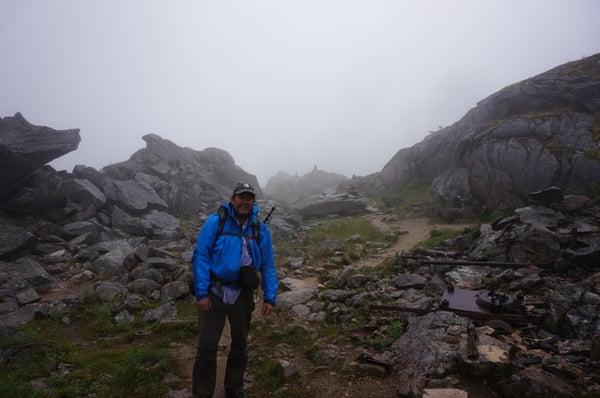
(166, 388, 189, 398)
(289, 304, 311, 319)
(275, 358, 299, 379)
(0, 297, 19, 314)
(16, 288, 40, 305)
(114, 310, 134, 324)
(30, 377, 52, 393)
(284, 257, 305, 269)
(161, 280, 190, 302)
(423, 388, 468, 398)
(306, 312, 326, 322)
(394, 273, 427, 289)
(143, 302, 177, 322)
(163, 372, 182, 384)
(95, 281, 127, 301)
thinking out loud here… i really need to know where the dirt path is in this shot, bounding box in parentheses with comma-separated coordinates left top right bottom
(352, 215, 472, 269)
(175, 319, 232, 398)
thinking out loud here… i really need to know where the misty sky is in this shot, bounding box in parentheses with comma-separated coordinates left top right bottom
(1, 1, 599, 185)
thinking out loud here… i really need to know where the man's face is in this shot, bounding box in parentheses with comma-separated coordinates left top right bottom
(231, 192, 255, 218)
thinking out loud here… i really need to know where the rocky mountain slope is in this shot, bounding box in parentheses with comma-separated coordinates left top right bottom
(264, 166, 348, 204)
(343, 54, 600, 214)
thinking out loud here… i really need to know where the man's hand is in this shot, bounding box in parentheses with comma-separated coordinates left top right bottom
(262, 303, 273, 316)
(196, 297, 212, 312)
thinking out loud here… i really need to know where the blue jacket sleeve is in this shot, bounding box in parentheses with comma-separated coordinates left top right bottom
(192, 215, 218, 299)
(259, 224, 278, 305)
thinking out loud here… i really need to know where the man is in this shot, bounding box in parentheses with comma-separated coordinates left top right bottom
(192, 182, 278, 398)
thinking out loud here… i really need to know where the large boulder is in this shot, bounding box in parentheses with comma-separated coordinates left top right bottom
(294, 192, 370, 219)
(0, 112, 80, 165)
(111, 206, 154, 237)
(0, 166, 66, 214)
(105, 179, 168, 215)
(390, 311, 469, 396)
(0, 224, 36, 259)
(0, 144, 38, 200)
(142, 210, 184, 240)
(88, 240, 134, 278)
(101, 134, 261, 216)
(0, 258, 56, 296)
(61, 178, 107, 211)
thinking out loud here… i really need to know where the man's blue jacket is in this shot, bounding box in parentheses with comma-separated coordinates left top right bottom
(192, 202, 278, 305)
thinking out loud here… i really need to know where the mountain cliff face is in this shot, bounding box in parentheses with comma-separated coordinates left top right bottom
(264, 166, 348, 204)
(346, 54, 600, 214)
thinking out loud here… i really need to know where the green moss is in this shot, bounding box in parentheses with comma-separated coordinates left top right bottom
(591, 115, 600, 142)
(275, 216, 387, 262)
(0, 298, 178, 398)
(307, 217, 386, 243)
(420, 228, 464, 249)
(358, 319, 405, 351)
(585, 147, 600, 161)
(254, 358, 285, 390)
(368, 254, 398, 277)
(384, 181, 434, 218)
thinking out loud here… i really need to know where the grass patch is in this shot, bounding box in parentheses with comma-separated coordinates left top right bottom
(275, 216, 387, 262)
(368, 254, 398, 276)
(254, 323, 314, 349)
(420, 228, 464, 249)
(585, 147, 600, 161)
(0, 300, 179, 398)
(254, 358, 285, 390)
(481, 208, 513, 224)
(307, 217, 385, 243)
(358, 319, 405, 351)
(384, 181, 434, 218)
(591, 115, 600, 141)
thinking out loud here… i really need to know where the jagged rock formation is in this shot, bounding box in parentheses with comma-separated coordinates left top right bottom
(0, 115, 263, 328)
(101, 133, 261, 216)
(0, 113, 81, 203)
(343, 54, 600, 214)
(264, 166, 348, 205)
(294, 192, 370, 219)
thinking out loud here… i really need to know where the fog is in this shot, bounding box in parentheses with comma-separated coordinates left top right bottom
(1, 1, 599, 185)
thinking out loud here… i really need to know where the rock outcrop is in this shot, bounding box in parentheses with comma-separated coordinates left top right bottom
(101, 133, 261, 216)
(0, 113, 80, 201)
(343, 54, 600, 214)
(293, 192, 370, 219)
(264, 166, 348, 205)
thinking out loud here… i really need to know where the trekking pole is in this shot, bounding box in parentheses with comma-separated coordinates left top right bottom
(263, 206, 275, 224)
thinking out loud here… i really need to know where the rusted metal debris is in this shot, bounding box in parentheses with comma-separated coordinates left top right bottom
(370, 286, 528, 324)
(399, 255, 554, 269)
(369, 304, 528, 324)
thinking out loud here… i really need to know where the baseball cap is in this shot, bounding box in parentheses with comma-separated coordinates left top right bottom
(232, 182, 256, 197)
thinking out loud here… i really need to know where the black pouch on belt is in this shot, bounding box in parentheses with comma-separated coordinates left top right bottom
(239, 266, 259, 290)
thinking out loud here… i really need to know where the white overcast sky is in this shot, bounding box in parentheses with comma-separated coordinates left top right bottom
(1, 1, 599, 185)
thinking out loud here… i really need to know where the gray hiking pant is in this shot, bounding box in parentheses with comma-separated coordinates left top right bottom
(192, 290, 254, 398)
